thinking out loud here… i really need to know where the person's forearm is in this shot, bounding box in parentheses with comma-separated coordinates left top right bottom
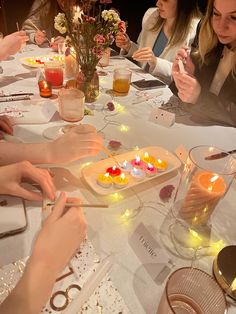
(0, 43, 11, 61)
(0, 258, 56, 314)
(0, 142, 53, 165)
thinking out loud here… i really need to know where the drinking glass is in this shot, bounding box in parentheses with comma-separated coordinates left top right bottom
(44, 61, 64, 88)
(112, 68, 132, 95)
(157, 267, 227, 314)
(58, 88, 84, 122)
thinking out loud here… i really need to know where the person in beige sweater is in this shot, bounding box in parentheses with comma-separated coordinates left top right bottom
(115, 0, 200, 84)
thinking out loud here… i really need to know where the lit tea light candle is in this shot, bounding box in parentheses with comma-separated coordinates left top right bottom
(119, 160, 132, 172)
(141, 152, 155, 164)
(154, 158, 167, 171)
(113, 173, 129, 189)
(131, 155, 144, 168)
(38, 80, 52, 98)
(130, 167, 146, 180)
(180, 172, 226, 226)
(144, 163, 157, 177)
(106, 165, 121, 177)
(97, 172, 113, 188)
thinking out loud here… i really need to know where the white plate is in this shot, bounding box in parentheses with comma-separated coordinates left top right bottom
(82, 146, 181, 195)
(20, 54, 64, 68)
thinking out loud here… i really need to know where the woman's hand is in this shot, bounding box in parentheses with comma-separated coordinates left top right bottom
(132, 47, 156, 66)
(34, 30, 47, 45)
(48, 124, 103, 163)
(115, 32, 131, 52)
(172, 46, 195, 76)
(0, 161, 55, 201)
(0, 31, 28, 59)
(0, 115, 13, 138)
(31, 192, 87, 278)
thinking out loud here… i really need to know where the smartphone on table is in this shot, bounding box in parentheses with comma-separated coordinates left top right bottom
(131, 79, 166, 90)
(0, 196, 28, 238)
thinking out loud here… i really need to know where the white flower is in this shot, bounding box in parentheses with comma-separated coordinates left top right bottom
(73, 9, 83, 25)
(54, 13, 67, 34)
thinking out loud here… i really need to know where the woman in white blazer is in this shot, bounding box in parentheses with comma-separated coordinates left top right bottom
(116, 0, 200, 84)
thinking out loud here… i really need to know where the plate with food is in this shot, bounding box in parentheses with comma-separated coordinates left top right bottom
(20, 54, 65, 68)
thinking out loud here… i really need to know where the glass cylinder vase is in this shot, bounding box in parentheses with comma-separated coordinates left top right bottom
(170, 145, 236, 252)
(76, 70, 99, 103)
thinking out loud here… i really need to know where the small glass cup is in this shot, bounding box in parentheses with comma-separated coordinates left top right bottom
(157, 267, 227, 314)
(38, 80, 52, 98)
(58, 88, 84, 122)
(44, 61, 64, 88)
(99, 48, 110, 67)
(112, 68, 132, 95)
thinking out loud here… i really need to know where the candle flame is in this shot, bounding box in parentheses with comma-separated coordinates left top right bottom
(112, 165, 116, 171)
(120, 173, 125, 179)
(157, 159, 163, 164)
(144, 152, 149, 158)
(147, 163, 153, 169)
(123, 160, 127, 166)
(135, 155, 140, 162)
(133, 167, 138, 174)
(105, 172, 110, 177)
(210, 175, 219, 183)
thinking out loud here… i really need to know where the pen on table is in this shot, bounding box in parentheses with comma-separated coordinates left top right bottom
(63, 255, 113, 314)
(46, 202, 109, 208)
(205, 149, 236, 160)
(0, 93, 34, 97)
(0, 95, 31, 102)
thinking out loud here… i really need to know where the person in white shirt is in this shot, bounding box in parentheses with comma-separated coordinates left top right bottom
(115, 0, 200, 84)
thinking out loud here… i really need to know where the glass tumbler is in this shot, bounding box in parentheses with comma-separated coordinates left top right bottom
(112, 68, 132, 95)
(58, 88, 84, 122)
(44, 61, 64, 88)
(157, 267, 227, 314)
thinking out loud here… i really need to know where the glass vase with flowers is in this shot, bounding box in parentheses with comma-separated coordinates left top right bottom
(54, 0, 126, 102)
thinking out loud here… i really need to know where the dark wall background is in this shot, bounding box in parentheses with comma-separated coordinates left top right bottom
(3, 0, 207, 38)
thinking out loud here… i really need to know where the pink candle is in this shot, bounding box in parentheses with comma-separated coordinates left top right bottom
(144, 163, 157, 177)
(131, 155, 144, 168)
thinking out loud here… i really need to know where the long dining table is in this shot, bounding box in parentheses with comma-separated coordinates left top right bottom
(0, 45, 236, 314)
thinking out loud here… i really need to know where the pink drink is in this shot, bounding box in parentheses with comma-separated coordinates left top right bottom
(44, 61, 64, 88)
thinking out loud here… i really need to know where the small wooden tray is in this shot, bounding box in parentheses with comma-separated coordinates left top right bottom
(82, 146, 181, 195)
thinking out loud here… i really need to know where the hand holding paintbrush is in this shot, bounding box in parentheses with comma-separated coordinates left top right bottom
(27, 19, 50, 45)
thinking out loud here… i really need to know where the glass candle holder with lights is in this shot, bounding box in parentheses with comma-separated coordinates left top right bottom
(169, 145, 236, 254)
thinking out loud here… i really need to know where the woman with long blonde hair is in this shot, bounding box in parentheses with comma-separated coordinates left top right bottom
(115, 0, 200, 84)
(172, 0, 236, 126)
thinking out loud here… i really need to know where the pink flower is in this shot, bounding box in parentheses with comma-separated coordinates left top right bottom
(94, 34, 106, 44)
(92, 46, 103, 57)
(118, 21, 126, 33)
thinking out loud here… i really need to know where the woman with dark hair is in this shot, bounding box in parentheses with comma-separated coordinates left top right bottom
(172, 0, 236, 127)
(22, 0, 67, 49)
(115, 0, 200, 84)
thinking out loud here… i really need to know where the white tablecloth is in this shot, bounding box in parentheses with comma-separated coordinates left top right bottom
(1, 45, 236, 314)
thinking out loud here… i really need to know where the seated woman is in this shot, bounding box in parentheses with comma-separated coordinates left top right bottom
(115, 0, 200, 84)
(171, 0, 236, 127)
(22, 0, 66, 50)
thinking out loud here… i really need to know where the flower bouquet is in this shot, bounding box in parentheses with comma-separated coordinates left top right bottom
(54, 0, 126, 102)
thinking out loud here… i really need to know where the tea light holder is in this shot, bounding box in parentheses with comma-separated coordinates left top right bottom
(130, 167, 146, 180)
(97, 172, 113, 188)
(113, 173, 129, 189)
(38, 80, 52, 98)
(106, 165, 121, 177)
(131, 155, 144, 169)
(119, 160, 132, 172)
(144, 163, 157, 177)
(154, 158, 167, 171)
(141, 152, 156, 164)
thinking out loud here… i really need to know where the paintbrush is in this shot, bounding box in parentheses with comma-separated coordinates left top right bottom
(28, 19, 51, 44)
(205, 149, 236, 160)
(46, 202, 109, 208)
